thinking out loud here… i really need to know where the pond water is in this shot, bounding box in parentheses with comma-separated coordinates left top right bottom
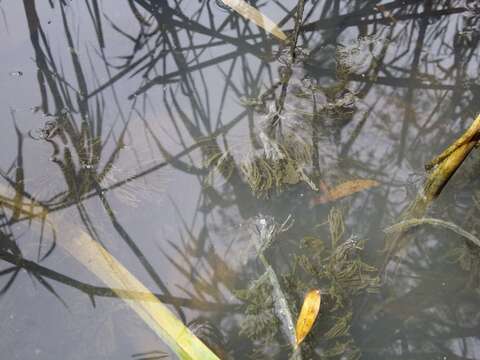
(1, 1, 480, 359)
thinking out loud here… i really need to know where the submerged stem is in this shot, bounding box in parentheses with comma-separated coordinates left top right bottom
(385, 217, 480, 249)
(253, 215, 301, 359)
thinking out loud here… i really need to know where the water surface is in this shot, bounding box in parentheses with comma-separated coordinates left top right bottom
(1, 1, 480, 359)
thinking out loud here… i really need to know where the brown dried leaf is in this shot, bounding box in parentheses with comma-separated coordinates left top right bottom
(311, 179, 380, 206)
(221, 0, 287, 41)
(375, 4, 397, 24)
(295, 289, 321, 346)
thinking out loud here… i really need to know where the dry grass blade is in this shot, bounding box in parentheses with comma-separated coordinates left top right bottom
(425, 114, 480, 170)
(0, 182, 220, 359)
(295, 289, 321, 346)
(221, 0, 287, 41)
(422, 113, 480, 203)
(383, 113, 480, 265)
(60, 231, 221, 360)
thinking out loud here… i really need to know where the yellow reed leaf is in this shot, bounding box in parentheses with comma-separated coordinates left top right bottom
(0, 180, 220, 359)
(295, 289, 321, 346)
(59, 230, 221, 360)
(221, 0, 287, 41)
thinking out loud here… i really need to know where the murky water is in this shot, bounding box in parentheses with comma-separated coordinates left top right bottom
(1, 1, 480, 359)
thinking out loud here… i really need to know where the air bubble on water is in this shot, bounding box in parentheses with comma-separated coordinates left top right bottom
(82, 163, 93, 169)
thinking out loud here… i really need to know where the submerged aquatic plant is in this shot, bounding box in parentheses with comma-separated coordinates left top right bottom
(449, 242, 480, 287)
(235, 279, 279, 342)
(241, 130, 317, 198)
(336, 35, 387, 79)
(235, 215, 300, 358)
(236, 209, 379, 359)
(238, 46, 361, 199)
(292, 208, 380, 358)
(205, 149, 236, 185)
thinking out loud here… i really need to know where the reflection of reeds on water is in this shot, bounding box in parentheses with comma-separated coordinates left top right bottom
(98, 160, 171, 208)
(2, 0, 480, 358)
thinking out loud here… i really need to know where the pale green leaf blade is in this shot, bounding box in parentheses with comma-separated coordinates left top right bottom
(222, 0, 287, 41)
(61, 231, 221, 360)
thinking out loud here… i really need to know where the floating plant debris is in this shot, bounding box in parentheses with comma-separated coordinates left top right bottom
(311, 179, 380, 206)
(295, 289, 321, 346)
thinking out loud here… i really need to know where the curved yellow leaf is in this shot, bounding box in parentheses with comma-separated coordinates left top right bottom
(295, 289, 321, 346)
(221, 0, 287, 41)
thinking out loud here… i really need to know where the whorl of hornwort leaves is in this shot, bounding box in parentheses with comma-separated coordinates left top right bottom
(289, 208, 379, 358)
(236, 208, 379, 358)
(240, 132, 316, 198)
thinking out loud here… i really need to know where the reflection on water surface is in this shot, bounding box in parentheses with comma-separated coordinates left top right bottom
(1, 0, 480, 359)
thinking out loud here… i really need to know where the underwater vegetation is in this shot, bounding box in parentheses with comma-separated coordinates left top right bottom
(235, 209, 380, 359)
(1, 0, 480, 359)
